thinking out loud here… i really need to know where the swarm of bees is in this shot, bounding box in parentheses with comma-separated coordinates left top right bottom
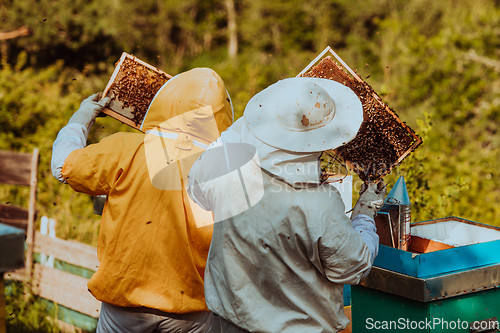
(302, 56, 421, 182)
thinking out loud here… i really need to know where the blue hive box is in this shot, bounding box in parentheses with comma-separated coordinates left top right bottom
(0, 223, 25, 272)
(352, 216, 500, 332)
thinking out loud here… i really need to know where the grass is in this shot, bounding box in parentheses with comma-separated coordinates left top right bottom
(5, 280, 60, 333)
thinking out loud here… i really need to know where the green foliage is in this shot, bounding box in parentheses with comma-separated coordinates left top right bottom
(0, 0, 120, 70)
(1, 1, 500, 329)
(5, 281, 60, 333)
(0, 0, 499, 236)
(0, 52, 132, 246)
(373, 0, 500, 224)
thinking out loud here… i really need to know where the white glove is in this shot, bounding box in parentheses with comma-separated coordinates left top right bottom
(351, 181, 387, 220)
(68, 93, 111, 131)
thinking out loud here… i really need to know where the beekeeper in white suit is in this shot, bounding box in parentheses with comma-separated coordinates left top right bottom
(188, 77, 386, 333)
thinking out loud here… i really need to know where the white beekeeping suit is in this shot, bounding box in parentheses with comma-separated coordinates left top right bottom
(188, 78, 386, 333)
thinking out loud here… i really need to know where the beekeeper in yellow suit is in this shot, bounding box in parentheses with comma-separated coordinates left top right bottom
(51, 68, 233, 333)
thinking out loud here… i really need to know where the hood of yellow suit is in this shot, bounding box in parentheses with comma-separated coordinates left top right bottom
(140, 67, 233, 145)
(140, 67, 233, 202)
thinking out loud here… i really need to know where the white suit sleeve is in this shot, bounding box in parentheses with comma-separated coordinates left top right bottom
(351, 214, 379, 278)
(317, 194, 379, 284)
(186, 136, 225, 211)
(51, 123, 89, 183)
(187, 157, 211, 211)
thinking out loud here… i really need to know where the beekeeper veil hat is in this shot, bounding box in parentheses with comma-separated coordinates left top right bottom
(244, 77, 363, 153)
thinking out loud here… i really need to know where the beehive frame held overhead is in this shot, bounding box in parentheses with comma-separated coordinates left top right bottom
(299, 46, 422, 182)
(100, 53, 173, 131)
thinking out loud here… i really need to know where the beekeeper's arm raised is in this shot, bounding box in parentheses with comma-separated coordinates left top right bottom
(51, 93, 110, 184)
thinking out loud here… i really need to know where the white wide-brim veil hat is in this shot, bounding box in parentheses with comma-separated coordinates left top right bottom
(244, 77, 363, 152)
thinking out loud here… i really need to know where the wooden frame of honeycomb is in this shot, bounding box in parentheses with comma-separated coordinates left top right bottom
(100, 52, 173, 131)
(299, 46, 422, 182)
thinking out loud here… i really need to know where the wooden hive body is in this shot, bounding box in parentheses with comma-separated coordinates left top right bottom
(101, 53, 173, 131)
(299, 46, 422, 182)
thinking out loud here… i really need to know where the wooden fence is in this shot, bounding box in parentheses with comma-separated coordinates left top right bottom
(6, 228, 356, 333)
(8, 230, 100, 332)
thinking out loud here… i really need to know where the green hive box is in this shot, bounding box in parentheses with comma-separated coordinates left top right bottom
(352, 217, 500, 332)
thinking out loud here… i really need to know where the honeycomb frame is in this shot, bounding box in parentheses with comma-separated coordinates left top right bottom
(100, 53, 173, 131)
(299, 46, 422, 182)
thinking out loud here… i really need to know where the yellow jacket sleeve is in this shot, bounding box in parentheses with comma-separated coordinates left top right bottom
(62, 133, 126, 196)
